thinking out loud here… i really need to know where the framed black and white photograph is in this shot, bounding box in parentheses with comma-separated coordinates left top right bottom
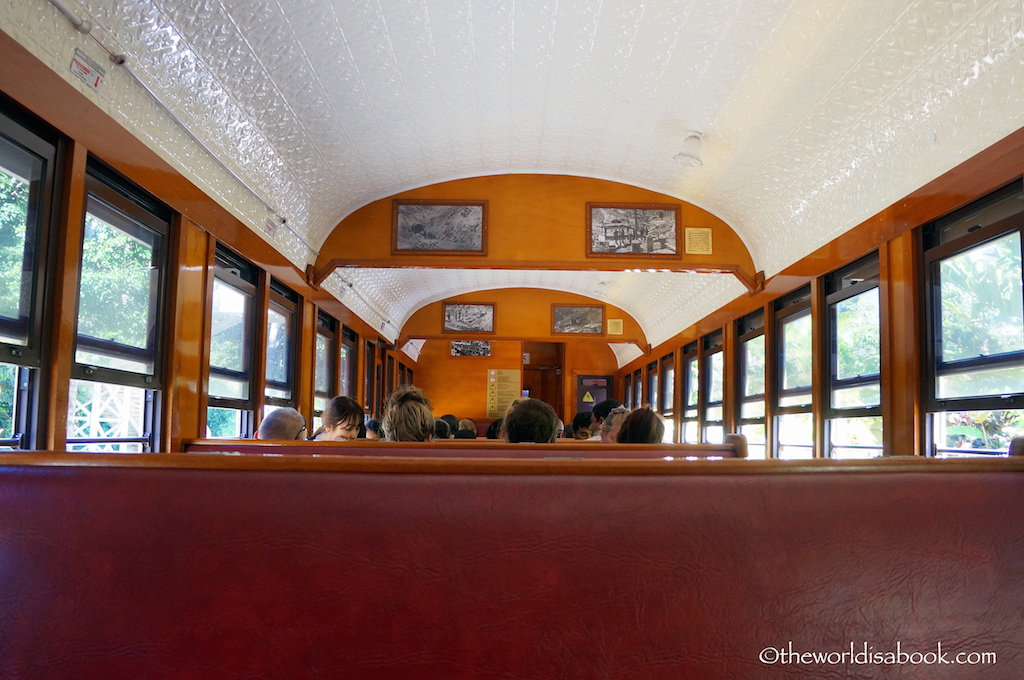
(450, 340, 491, 357)
(392, 199, 488, 255)
(443, 302, 495, 334)
(586, 203, 681, 258)
(552, 305, 605, 335)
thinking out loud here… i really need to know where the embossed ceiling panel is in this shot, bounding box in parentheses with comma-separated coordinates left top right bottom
(6, 0, 1024, 338)
(322, 268, 746, 349)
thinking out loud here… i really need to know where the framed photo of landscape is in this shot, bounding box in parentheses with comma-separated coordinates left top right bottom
(586, 202, 681, 258)
(450, 340, 491, 357)
(443, 302, 495, 334)
(393, 200, 488, 255)
(552, 305, 605, 336)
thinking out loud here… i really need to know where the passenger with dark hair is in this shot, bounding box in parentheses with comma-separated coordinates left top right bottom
(616, 406, 665, 444)
(310, 396, 364, 441)
(485, 419, 502, 439)
(439, 414, 459, 438)
(365, 418, 384, 440)
(571, 410, 594, 440)
(589, 399, 623, 440)
(256, 407, 306, 440)
(434, 418, 451, 440)
(454, 418, 477, 439)
(382, 385, 434, 442)
(504, 399, 560, 443)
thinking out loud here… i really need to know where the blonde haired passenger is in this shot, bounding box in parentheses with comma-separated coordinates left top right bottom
(382, 385, 435, 442)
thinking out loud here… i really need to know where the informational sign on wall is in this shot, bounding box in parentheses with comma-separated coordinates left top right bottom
(487, 369, 521, 419)
(70, 49, 105, 91)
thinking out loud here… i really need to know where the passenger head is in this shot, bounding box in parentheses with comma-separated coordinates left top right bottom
(485, 419, 502, 439)
(592, 399, 623, 427)
(455, 418, 477, 438)
(616, 407, 665, 444)
(600, 406, 629, 443)
(439, 414, 459, 437)
(383, 385, 434, 442)
(256, 407, 306, 440)
(321, 396, 364, 441)
(433, 418, 451, 440)
(498, 397, 527, 440)
(571, 410, 594, 440)
(365, 418, 384, 441)
(504, 399, 560, 443)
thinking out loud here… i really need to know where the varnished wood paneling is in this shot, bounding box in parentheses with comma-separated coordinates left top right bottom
(166, 219, 212, 452)
(880, 231, 923, 456)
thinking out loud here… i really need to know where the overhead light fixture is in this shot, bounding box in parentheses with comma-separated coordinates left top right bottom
(674, 131, 704, 167)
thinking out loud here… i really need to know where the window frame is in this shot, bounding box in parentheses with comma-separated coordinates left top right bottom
(207, 245, 259, 436)
(924, 212, 1024, 413)
(264, 278, 298, 407)
(67, 159, 172, 453)
(680, 341, 699, 443)
(73, 168, 171, 390)
(701, 329, 725, 443)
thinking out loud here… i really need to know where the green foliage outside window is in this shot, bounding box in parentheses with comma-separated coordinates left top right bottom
(940, 232, 1024, 364)
(0, 170, 29, 324)
(0, 363, 15, 439)
(77, 213, 155, 349)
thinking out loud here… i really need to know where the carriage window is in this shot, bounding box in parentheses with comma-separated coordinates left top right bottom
(646, 361, 658, 411)
(0, 103, 57, 450)
(702, 330, 724, 444)
(925, 182, 1024, 455)
(341, 326, 357, 399)
(76, 196, 163, 375)
(826, 253, 882, 459)
(207, 246, 258, 437)
(659, 353, 675, 442)
(265, 279, 297, 405)
(71, 161, 169, 452)
(737, 310, 766, 459)
(680, 342, 698, 443)
(315, 311, 338, 425)
(0, 135, 44, 348)
(632, 368, 642, 411)
(775, 287, 813, 458)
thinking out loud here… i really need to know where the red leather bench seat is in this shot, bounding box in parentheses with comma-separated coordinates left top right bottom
(0, 453, 1021, 679)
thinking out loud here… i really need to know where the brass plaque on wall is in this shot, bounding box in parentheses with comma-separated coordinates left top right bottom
(487, 369, 522, 419)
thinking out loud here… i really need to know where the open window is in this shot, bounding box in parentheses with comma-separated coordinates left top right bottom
(924, 181, 1024, 456)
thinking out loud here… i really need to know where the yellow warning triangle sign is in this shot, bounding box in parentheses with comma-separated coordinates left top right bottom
(582, 391, 595, 403)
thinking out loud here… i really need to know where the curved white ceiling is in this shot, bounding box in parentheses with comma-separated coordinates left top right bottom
(6, 0, 1024, 339)
(321, 268, 746, 347)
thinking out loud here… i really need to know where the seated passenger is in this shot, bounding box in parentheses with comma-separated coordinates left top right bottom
(256, 407, 306, 440)
(504, 399, 560, 443)
(600, 406, 629, 443)
(571, 411, 594, 440)
(365, 418, 384, 441)
(439, 414, 459, 439)
(485, 419, 502, 439)
(383, 385, 435, 442)
(498, 397, 527, 440)
(454, 418, 477, 439)
(616, 407, 665, 444)
(589, 399, 623, 440)
(434, 418, 451, 440)
(310, 396, 363, 442)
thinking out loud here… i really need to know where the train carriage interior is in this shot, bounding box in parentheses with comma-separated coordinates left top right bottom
(3, 0, 1024, 455)
(2, 1, 1024, 677)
